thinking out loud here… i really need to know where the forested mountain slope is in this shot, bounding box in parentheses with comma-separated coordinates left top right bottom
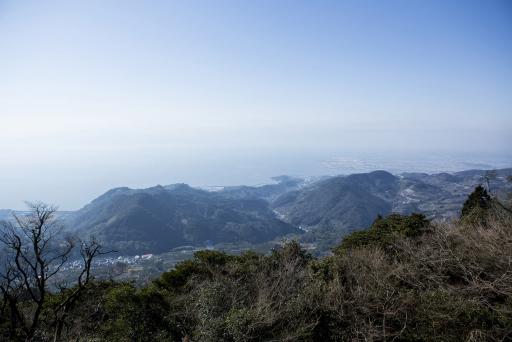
(66, 184, 300, 254)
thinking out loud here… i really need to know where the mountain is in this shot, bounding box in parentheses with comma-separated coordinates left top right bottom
(13, 168, 512, 256)
(272, 168, 512, 246)
(65, 184, 301, 255)
(272, 171, 397, 230)
(394, 168, 512, 218)
(215, 175, 308, 201)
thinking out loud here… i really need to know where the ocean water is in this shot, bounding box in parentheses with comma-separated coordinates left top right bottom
(188, 149, 512, 187)
(2, 148, 511, 210)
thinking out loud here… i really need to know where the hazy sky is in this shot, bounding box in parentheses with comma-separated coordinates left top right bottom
(1, 0, 511, 209)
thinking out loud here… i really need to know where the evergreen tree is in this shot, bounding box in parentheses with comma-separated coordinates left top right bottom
(460, 185, 492, 222)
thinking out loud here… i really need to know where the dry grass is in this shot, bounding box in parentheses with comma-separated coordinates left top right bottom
(324, 213, 512, 341)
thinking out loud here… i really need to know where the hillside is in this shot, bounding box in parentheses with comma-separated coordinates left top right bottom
(273, 169, 512, 246)
(215, 175, 307, 202)
(58, 168, 512, 255)
(8, 204, 511, 341)
(65, 184, 300, 255)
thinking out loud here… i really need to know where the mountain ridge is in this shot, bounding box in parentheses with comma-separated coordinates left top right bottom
(65, 182, 301, 254)
(4, 168, 511, 255)
(272, 168, 512, 249)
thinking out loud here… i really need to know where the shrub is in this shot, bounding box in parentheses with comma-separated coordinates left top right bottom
(461, 185, 492, 224)
(334, 213, 430, 253)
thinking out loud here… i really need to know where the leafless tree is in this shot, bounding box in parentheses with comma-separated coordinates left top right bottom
(0, 262, 24, 339)
(0, 202, 108, 341)
(0, 202, 72, 340)
(52, 237, 110, 342)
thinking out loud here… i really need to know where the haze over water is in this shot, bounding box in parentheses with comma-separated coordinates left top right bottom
(1, 1, 511, 209)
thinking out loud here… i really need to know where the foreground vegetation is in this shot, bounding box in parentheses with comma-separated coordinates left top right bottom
(1, 188, 512, 341)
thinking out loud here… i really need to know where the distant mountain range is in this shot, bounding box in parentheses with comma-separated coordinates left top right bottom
(2, 168, 511, 255)
(271, 168, 512, 249)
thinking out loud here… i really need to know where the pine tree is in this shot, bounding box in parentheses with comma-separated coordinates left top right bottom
(460, 185, 492, 222)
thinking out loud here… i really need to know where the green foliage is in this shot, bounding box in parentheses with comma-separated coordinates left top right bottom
(154, 259, 203, 291)
(154, 250, 235, 292)
(102, 283, 175, 341)
(193, 250, 235, 266)
(461, 185, 492, 224)
(334, 213, 430, 253)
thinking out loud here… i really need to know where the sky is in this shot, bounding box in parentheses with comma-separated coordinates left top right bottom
(1, 0, 511, 210)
